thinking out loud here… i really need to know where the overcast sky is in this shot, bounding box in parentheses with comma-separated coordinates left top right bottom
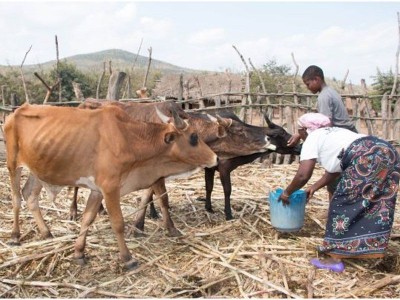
(1, 1, 399, 85)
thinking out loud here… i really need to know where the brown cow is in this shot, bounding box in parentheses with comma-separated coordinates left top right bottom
(72, 100, 275, 236)
(4, 103, 217, 269)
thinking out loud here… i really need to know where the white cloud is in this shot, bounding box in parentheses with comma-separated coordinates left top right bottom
(138, 17, 173, 39)
(188, 28, 225, 45)
(0, 2, 398, 85)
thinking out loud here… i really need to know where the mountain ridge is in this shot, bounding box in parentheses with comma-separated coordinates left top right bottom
(1, 48, 203, 75)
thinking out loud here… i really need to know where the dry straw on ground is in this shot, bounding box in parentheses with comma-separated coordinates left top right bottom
(0, 160, 399, 298)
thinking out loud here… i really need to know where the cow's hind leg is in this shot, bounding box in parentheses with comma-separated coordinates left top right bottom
(25, 176, 53, 239)
(73, 191, 103, 265)
(152, 178, 182, 237)
(69, 187, 79, 221)
(8, 167, 23, 245)
(133, 188, 153, 237)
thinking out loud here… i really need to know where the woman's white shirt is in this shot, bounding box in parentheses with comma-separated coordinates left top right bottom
(300, 127, 366, 173)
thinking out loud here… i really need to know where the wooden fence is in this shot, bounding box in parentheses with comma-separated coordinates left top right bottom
(168, 91, 400, 143)
(1, 91, 400, 149)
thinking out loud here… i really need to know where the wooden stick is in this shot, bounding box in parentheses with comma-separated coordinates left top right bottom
(20, 45, 32, 103)
(1, 279, 134, 298)
(339, 274, 400, 297)
(307, 268, 315, 298)
(217, 261, 302, 299)
(0, 244, 73, 269)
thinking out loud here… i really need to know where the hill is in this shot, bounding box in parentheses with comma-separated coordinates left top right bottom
(0, 49, 199, 75)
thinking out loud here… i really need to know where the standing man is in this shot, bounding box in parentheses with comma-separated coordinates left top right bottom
(287, 65, 357, 199)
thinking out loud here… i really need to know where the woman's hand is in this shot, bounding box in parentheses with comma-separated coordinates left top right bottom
(305, 186, 317, 202)
(278, 190, 290, 206)
(287, 133, 301, 147)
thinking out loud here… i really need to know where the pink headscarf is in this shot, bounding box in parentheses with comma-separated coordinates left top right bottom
(298, 113, 332, 133)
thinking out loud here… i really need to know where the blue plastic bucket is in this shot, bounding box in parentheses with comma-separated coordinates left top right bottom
(268, 188, 307, 232)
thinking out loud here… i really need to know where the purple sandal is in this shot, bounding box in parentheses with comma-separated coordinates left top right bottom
(310, 258, 345, 273)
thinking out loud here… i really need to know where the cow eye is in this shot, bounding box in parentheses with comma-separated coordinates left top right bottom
(190, 133, 199, 146)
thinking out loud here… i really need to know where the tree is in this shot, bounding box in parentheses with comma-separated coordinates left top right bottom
(250, 58, 292, 93)
(49, 61, 96, 101)
(371, 68, 395, 95)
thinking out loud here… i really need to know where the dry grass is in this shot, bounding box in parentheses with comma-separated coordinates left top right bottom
(0, 160, 399, 298)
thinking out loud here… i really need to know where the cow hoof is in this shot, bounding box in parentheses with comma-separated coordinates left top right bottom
(124, 259, 139, 270)
(7, 240, 21, 246)
(196, 197, 206, 202)
(74, 256, 87, 266)
(41, 232, 54, 239)
(206, 207, 215, 213)
(225, 215, 234, 221)
(148, 211, 159, 219)
(167, 229, 183, 237)
(133, 230, 147, 238)
(69, 214, 77, 221)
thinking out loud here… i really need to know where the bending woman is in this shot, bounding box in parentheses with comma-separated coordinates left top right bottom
(279, 113, 400, 271)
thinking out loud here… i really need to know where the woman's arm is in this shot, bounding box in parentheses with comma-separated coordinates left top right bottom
(306, 171, 341, 199)
(278, 159, 316, 205)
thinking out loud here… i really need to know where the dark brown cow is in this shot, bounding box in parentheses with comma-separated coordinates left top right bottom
(145, 110, 301, 224)
(198, 110, 302, 220)
(4, 103, 217, 269)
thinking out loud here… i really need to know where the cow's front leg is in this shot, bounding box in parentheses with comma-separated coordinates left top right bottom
(103, 188, 138, 270)
(197, 167, 216, 213)
(73, 190, 103, 265)
(219, 168, 234, 220)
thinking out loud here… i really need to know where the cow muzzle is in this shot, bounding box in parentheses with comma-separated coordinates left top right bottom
(263, 136, 277, 151)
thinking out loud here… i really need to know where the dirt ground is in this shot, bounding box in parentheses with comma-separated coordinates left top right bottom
(0, 112, 399, 298)
(0, 149, 399, 298)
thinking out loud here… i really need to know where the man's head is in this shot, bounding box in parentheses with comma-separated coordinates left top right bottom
(302, 65, 325, 94)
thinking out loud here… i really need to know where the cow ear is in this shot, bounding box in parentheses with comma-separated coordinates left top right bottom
(217, 125, 227, 138)
(164, 132, 177, 144)
(216, 115, 232, 128)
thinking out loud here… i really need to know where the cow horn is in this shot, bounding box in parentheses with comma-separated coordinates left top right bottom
(156, 107, 171, 124)
(263, 113, 275, 129)
(171, 107, 188, 130)
(206, 114, 218, 122)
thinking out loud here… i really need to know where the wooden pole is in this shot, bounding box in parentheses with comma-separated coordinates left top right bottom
(106, 71, 126, 100)
(390, 12, 400, 140)
(123, 38, 143, 98)
(291, 52, 300, 125)
(55, 35, 61, 102)
(20, 45, 32, 104)
(1, 85, 6, 106)
(34, 72, 59, 104)
(142, 47, 152, 89)
(194, 76, 205, 109)
(232, 45, 251, 121)
(96, 62, 106, 99)
(72, 82, 84, 101)
(361, 79, 374, 135)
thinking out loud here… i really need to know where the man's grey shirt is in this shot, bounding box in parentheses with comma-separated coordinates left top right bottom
(317, 86, 357, 132)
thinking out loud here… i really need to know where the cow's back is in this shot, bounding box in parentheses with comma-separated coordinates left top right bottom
(5, 104, 126, 185)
